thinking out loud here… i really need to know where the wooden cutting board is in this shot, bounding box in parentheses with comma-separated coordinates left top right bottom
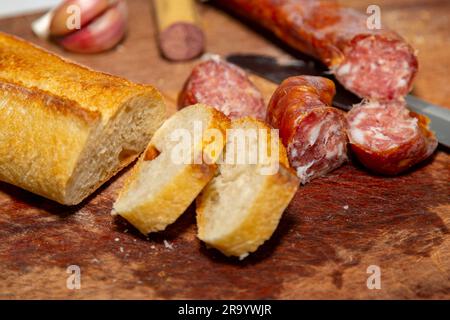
(0, 0, 449, 299)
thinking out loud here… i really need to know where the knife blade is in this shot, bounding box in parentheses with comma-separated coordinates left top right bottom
(226, 53, 450, 148)
(405, 95, 450, 148)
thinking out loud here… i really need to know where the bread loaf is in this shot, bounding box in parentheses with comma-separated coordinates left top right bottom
(0, 32, 166, 205)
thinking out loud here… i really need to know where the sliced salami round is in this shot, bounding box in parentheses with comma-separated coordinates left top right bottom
(346, 100, 438, 175)
(334, 34, 418, 101)
(179, 57, 266, 120)
(267, 76, 348, 184)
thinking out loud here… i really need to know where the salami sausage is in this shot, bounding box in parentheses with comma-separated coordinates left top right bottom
(346, 100, 437, 175)
(267, 76, 348, 184)
(179, 56, 266, 120)
(217, 0, 418, 101)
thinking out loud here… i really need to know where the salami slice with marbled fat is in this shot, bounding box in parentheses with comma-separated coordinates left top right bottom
(179, 56, 266, 120)
(346, 100, 438, 175)
(217, 0, 418, 100)
(266, 76, 348, 184)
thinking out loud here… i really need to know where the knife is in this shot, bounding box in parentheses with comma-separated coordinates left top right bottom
(226, 54, 450, 148)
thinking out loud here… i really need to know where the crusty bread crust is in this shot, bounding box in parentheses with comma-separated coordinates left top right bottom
(196, 118, 299, 258)
(0, 33, 166, 205)
(115, 161, 218, 234)
(0, 80, 97, 202)
(0, 79, 101, 124)
(112, 104, 230, 234)
(0, 32, 159, 121)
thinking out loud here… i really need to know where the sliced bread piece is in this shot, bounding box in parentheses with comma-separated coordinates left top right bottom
(196, 117, 300, 259)
(112, 104, 230, 234)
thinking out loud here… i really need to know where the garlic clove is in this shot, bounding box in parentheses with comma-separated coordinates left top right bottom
(31, 10, 55, 39)
(57, 0, 127, 54)
(50, 0, 118, 36)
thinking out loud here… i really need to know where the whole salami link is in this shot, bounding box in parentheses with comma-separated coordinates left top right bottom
(179, 56, 266, 120)
(267, 75, 348, 184)
(216, 0, 418, 101)
(346, 100, 437, 175)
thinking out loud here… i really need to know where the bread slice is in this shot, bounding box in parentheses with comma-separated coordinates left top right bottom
(112, 104, 230, 234)
(0, 33, 166, 205)
(196, 118, 299, 259)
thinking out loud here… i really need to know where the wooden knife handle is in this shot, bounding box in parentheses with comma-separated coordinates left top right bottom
(153, 0, 205, 61)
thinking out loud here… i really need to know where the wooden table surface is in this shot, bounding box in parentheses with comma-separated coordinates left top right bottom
(0, 0, 449, 299)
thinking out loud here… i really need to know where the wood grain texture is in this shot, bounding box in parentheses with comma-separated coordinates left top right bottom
(0, 0, 449, 299)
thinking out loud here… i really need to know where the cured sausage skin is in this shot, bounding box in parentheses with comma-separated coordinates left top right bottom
(179, 56, 266, 120)
(346, 100, 437, 175)
(267, 76, 348, 184)
(217, 0, 418, 100)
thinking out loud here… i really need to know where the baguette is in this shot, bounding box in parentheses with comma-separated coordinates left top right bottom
(0, 32, 166, 205)
(196, 118, 299, 259)
(112, 104, 230, 234)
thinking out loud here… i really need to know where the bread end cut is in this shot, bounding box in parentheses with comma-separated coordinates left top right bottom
(0, 78, 166, 206)
(0, 33, 167, 205)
